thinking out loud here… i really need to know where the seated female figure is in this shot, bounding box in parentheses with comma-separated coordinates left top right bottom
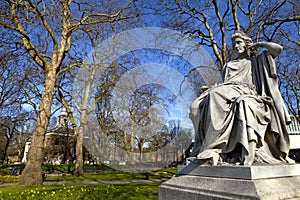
(189, 31, 292, 166)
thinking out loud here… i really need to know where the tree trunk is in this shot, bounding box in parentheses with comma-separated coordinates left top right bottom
(73, 69, 96, 176)
(74, 127, 84, 176)
(19, 68, 56, 186)
(3, 136, 10, 163)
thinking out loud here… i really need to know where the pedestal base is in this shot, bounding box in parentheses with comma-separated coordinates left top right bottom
(159, 164, 300, 200)
(178, 163, 300, 179)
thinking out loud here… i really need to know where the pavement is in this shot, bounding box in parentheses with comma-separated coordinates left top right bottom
(0, 178, 166, 187)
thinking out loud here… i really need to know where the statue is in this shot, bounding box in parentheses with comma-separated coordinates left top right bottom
(189, 31, 294, 166)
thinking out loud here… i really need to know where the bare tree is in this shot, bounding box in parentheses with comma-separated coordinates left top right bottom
(277, 41, 300, 121)
(0, 0, 136, 185)
(0, 117, 18, 162)
(0, 51, 32, 162)
(0, 52, 26, 115)
(159, 0, 300, 121)
(0, 111, 34, 163)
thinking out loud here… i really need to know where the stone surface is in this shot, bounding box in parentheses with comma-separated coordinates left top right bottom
(159, 164, 300, 200)
(159, 174, 300, 200)
(189, 32, 291, 166)
(178, 163, 300, 180)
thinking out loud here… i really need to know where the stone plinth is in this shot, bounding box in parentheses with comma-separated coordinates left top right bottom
(159, 164, 300, 200)
(178, 162, 300, 179)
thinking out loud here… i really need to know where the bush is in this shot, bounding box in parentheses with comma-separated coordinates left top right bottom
(0, 164, 24, 176)
(42, 164, 112, 174)
(0, 175, 20, 183)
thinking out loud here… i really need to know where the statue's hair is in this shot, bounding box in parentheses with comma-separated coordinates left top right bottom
(231, 31, 257, 57)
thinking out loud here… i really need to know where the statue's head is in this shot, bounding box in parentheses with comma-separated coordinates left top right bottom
(231, 31, 256, 57)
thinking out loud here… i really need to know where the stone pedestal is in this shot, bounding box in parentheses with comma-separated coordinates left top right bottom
(159, 164, 300, 200)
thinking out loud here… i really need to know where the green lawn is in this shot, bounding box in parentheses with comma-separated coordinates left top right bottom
(46, 168, 176, 182)
(0, 166, 177, 183)
(0, 167, 177, 199)
(0, 182, 160, 200)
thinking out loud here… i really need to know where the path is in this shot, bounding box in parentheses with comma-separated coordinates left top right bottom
(0, 178, 166, 187)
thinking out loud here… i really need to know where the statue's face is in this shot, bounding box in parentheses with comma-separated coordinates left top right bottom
(233, 37, 246, 55)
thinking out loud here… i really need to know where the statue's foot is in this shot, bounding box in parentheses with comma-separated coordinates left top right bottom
(242, 158, 253, 166)
(196, 150, 220, 166)
(286, 156, 296, 164)
(210, 154, 220, 166)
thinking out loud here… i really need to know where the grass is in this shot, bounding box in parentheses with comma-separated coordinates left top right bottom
(0, 182, 160, 200)
(0, 165, 177, 199)
(0, 166, 177, 183)
(0, 163, 108, 176)
(42, 163, 110, 174)
(45, 169, 176, 182)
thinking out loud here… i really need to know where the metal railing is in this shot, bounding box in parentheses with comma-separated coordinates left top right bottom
(288, 116, 300, 135)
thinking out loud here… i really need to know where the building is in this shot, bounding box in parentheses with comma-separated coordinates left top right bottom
(288, 116, 300, 162)
(43, 109, 76, 164)
(287, 116, 300, 149)
(23, 109, 90, 164)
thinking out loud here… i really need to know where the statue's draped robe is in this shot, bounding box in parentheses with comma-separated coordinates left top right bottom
(190, 51, 291, 163)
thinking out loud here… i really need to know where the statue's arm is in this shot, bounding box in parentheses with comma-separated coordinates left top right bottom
(250, 42, 283, 58)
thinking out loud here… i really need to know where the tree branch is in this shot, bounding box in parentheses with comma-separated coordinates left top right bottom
(9, 2, 48, 69)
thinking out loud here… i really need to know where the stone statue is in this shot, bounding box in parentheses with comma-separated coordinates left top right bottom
(189, 31, 294, 166)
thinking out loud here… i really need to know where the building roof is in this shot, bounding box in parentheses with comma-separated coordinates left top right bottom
(46, 109, 74, 136)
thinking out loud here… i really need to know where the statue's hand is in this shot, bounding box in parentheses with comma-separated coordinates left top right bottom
(249, 42, 282, 58)
(249, 42, 263, 50)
